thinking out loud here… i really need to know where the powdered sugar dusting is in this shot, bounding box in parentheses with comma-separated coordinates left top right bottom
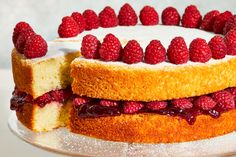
(74, 55, 236, 70)
(32, 25, 219, 63)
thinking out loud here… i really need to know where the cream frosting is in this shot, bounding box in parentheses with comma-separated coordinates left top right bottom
(33, 25, 234, 67)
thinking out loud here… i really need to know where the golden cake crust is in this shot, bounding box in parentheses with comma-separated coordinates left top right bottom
(12, 49, 80, 98)
(71, 58, 236, 101)
(16, 103, 34, 130)
(69, 108, 236, 143)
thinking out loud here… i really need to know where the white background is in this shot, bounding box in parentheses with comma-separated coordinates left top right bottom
(0, 0, 236, 156)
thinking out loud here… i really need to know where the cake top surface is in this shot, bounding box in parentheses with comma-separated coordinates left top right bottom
(33, 25, 217, 63)
(57, 25, 215, 48)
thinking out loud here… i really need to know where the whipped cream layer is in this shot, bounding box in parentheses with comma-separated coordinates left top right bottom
(34, 25, 235, 66)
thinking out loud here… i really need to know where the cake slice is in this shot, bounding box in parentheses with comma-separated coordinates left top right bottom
(11, 40, 80, 131)
(12, 41, 80, 99)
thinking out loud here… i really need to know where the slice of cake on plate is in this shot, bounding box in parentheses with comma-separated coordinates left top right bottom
(10, 22, 80, 131)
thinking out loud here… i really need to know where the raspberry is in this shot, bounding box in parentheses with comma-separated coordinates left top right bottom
(146, 101, 167, 111)
(226, 87, 236, 99)
(12, 22, 33, 46)
(139, 6, 159, 25)
(122, 40, 143, 64)
(161, 7, 180, 26)
(181, 5, 202, 28)
(58, 16, 79, 38)
(99, 6, 118, 28)
(123, 101, 144, 114)
(100, 100, 119, 107)
(23, 34, 48, 59)
(224, 15, 236, 35)
(171, 98, 193, 110)
(35, 93, 52, 107)
(208, 36, 227, 59)
(73, 97, 91, 106)
(189, 38, 212, 63)
(224, 29, 236, 55)
(167, 37, 189, 64)
(50, 89, 69, 103)
(118, 3, 138, 26)
(81, 34, 100, 59)
(71, 12, 86, 34)
(200, 10, 220, 31)
(15, 29, 35, 53)
(194, 96, 216, 110)
(83, 9, 100, 30)
(212, 90, 235, 109)
(213, 11, 233, 34)
(99, 34, 121, 61)
(144, 40, 166, 64)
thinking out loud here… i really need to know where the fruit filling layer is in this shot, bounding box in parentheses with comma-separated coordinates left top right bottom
(10, 87, 236, 125)
(10, 87, 72, 112)
(73, 87, 236, 125)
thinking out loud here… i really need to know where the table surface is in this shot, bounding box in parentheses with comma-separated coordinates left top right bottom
(0, 69, 65, 157)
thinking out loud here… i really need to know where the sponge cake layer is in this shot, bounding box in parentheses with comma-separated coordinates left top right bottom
(12, 41, 80, 98)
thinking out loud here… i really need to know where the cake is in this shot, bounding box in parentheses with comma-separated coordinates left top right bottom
(10, 4, 236, 143)
(11, 40, 80, 131)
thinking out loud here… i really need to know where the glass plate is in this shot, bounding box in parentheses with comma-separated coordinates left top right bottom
(8, 113, 236, 157)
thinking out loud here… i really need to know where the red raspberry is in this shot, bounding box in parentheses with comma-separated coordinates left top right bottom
(171, 98, 193, 110)
(73, 97, 91, 106)
(167, 37, 189, 64)
(161, 7, 180, 26)
(144, 40, 166, 64)
(224, 15, 236, 35)
(213, 11, 233, 34)
(99, 34, 121, 61)
(139, 6, 159, 25)
(226, 87, 236, 99)
(81, 34, 100, 59)
(200, 10, 220, 31)
(23, 34, 48, 59)
(208, 36, 227, 59)
(189, 38, 212, 63)
(58, 16, 79, 38)
(99, 6, 118, 28)
(123, 101, 144, 114)
(224, 29, 236, 55)
(50, 89, 68, 103)
(35, 93, 52, 107)
(188, 97, 196, 103)
(118, 3, 138, 26)
(194, 96, 216, 110)
(146, 101, 167, 111)
(122, 40, 143, 64)
(100, 100, 119, 107)
(212, 90, 235, 109)
(71, 12, 86, 34)
(83, 9, 100, 30)
(181, 5, 202, 28)
(15, 29, 35, 53)
(12, 22, 33, 46)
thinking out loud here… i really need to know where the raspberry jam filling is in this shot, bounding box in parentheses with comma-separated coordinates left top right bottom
(74, 88, 236, 125)
(10, 87, 72, 112)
